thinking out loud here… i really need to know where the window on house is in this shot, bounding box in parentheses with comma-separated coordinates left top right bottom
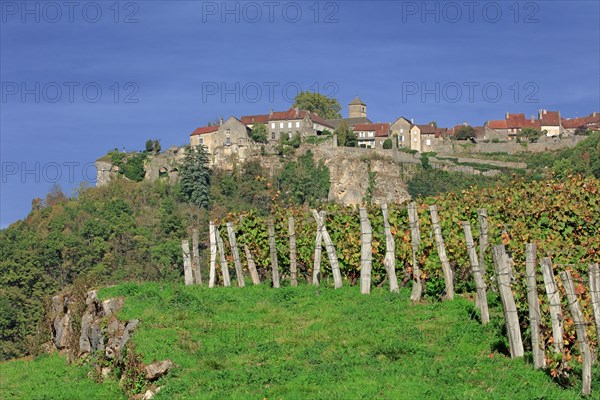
(271, 132, 275, 139)
(368, 132, 373, 138)
(271, 123, 275, 129)
(288, 122, 292, 128)
(199, 137, 203, 145)
(295, 121, 300, 128)
(426, 139, 431, 146)
(400, 135, 404, 142)
(288, 131, 292, 139)
(280, 122, 284, 129)
(400, 128, 404, 133)
(225, 129, 231, 145)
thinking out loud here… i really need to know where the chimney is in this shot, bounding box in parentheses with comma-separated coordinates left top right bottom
(269, 109, 273, 117)
(530, 115, 535, 122)
(505, 112, 509, 119)
(220, 117, 224, 125)
(411, 118, 414, 124)
(593, 112, 598, 117)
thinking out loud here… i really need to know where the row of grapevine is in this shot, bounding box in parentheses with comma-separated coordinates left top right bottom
(182, 176, 599, 390)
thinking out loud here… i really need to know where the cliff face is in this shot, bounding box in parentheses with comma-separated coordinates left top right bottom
(310, 146, 412, 205)
(95, 144, 412, 206)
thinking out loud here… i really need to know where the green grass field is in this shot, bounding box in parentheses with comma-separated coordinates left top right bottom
(2, 283, 598, 399)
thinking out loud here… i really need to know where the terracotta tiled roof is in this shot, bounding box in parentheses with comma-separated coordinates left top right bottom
(435, 128, 448, 138)
(308, 111, 335, 129)
(487, 119, 508, 129)
(190, 126, 219, 136)
(562, 113, 600, 129)
(539, 111, 560, 126)
(414, 124, 437, 134)
(506, 113, 527, 129)
(240, 114, 269, 125)
(266, 107, 334, 129)
(353, 123, 390, 137)
(561, 117, 585, 129)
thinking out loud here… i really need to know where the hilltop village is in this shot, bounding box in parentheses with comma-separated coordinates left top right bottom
(189, 96, 599, 154)
(96, 97, 598, 206)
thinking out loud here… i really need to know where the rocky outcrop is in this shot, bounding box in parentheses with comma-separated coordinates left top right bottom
(49, 289, 172, 398)
(51, 290, 135, 361)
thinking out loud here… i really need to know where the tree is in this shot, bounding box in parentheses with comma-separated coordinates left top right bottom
(277, 150, 330, 206)
(346, 129, 358, 147)
(293, 91, 342, 119)
(382, 138, 393, 149)
(249, 123, 268, 143)
(454, 125, 476, 140)
(145, 139, 161, 154)
(179, 145, 211, 208)
(519, 128, 542, 143)
(334, 121, 357, 147)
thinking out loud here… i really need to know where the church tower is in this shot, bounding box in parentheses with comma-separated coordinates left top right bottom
(348, 96, 367, 118)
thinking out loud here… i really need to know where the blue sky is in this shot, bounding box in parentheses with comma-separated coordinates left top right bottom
(1, 0, 599, 227)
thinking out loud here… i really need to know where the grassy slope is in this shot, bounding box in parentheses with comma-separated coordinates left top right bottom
(2, 282, 597, 399)
(0, 353, 124, 399)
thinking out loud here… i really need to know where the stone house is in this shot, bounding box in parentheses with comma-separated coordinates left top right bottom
(485, 113, 540, 139)
(390, 117, 413, 148)
(410, 124, 447, 152)
(266, 108, 334, 141)
(189, 116, 250, 153)
(538, 110, 562, 137)
(353, 123, 391, 148)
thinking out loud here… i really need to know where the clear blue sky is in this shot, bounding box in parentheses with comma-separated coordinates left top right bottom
(1, 0, 599, 227)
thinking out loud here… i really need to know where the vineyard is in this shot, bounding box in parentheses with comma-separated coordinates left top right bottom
(199, 176, 599, 389)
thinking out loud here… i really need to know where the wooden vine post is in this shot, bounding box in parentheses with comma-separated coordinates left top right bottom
(226, 222, 245, 287)
(288, 217, 298, 286)
(429, 205, 454, 300)
(238, 216, 260, 285)
(461, 221, 489, 324)
(311, 210, 343, 289)
(208, 221, 217, 288)
(191, 228, 202, 284)
(525, 243, 545, 369)
(381, 204, 399, 293)
(492, 245, 524, 358)
(267, 218, 280, 288)
(560, 270, 592, 396)
(181, 240, 193, 286)
(477, 208, 489, 275)
(243, 245, 261, 285)
(359, 207, 372, 295)
(216, 228, 231, 287)
(589, 263, 600, 349)
(540, 257, 564, 353)
(407, 202, 422, 301)
(312, 211, 324, 285)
